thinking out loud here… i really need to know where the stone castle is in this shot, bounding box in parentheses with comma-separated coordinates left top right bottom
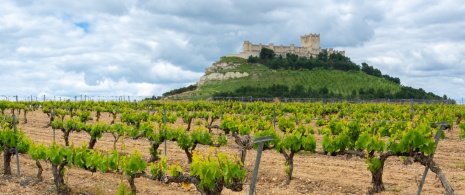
(228, 34, 345, 59)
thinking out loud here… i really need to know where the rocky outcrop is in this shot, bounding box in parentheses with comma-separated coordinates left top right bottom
(205, 62, 240, 74)
(197, 72, 249, 85)
(197, 60, 251, 86)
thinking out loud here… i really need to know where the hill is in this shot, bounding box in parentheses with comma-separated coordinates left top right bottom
(164, 51, 444, 100)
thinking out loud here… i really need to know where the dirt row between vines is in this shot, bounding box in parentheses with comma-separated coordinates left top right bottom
(1, 109, 464, 195)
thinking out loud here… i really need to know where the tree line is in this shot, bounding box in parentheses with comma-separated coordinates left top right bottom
(162, 85, 197, 97)
(213, 84, 444, 100)
(247, 48, 400, 84)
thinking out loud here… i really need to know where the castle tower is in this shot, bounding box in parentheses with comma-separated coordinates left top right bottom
(300, 34, 320, 50)
(243, 41, 252, 52)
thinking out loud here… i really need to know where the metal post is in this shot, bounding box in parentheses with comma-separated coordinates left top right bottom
(273, 105, 276, 129)
(163, 106, 167, 156)
(249, 136, 273, 195)
(411, 99, 414, 120)
(52, 107, 55, 142)
(220, 102, 223, 121)
(416, 122, 448, 195)
(348, 104, 351, 120)
(12, 114, 21, 177)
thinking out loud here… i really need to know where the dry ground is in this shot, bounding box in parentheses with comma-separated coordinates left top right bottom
(1, 109, 464, 195)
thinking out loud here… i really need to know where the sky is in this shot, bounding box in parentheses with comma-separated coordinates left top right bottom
(1, 0, 464, 101)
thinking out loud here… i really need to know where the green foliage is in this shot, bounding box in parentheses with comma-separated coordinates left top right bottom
(367, 157, 382, 172)
(253, 129, 279, 149)
(219, 115, 240, 133)
(29, 143, 47, 161)
(388, 124, 436, 155)
(216, 134, 228, 146)
(77, 110, 92, 122)
(355, 132, 385, 153)
(259, 48, 276, 61)
(190, 150, 246, 191)
(459, 123, 465, 139)
(321, 129, 353, 154)
(316, 119, 327, 127)
(168, 164, 183, 177)
(163, 85, 197, 97)
(276, 130, 316, 153)
(150, 157, 168, 177)
(121, 151, 147, 177)
(0, 127, 32, 152)
(88, 122, 109, 139)
(47, 143, 72, 166)
(110, 123, 129, 137)
(219, 56, 247, 64)
(116, 182, 133, 195)
(277, 117, 296, 132)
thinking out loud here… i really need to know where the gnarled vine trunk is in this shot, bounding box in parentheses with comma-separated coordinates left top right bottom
(127, 174, 137, 194)
(184, 148, 194, 164)
(36, 160, 43, 181)
(88, 137, 97, 149)
(51, 160, 70, 195)
(369, 164, 385, 194)
(148, 141, 161, 162)
(61, 129, 71, 146)
(3, 148, 15, 175)
(232, 133, 253, 164)
(111, 133, 121, 150)
(23, 110, 27, 123)
(281, 151, 295, 185)
(369, 152, 390, 194)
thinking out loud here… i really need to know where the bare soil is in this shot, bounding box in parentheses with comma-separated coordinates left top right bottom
(1, 109, 464, 195)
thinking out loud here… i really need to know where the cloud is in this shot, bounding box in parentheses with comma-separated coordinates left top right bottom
(0, 0, 464, 100)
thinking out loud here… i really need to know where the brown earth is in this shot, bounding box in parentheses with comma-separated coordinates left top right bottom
(1, 109, 464, 195)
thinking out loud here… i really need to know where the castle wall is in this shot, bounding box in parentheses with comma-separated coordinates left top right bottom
(227, 34, 344, 59)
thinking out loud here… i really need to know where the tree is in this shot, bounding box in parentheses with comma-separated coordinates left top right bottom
(247, 55, 259, 63)
(259, 48, 275, 61)
(361, 63, 373, 75)
(317, 50, 328, 62)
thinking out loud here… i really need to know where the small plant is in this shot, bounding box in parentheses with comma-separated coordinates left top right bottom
(459, 123, 465, 139)
(116, 182, 133, 195)
(456, 160, 465, 169)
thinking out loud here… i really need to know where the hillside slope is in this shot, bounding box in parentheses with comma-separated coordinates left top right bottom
(166, 56, 442, 100)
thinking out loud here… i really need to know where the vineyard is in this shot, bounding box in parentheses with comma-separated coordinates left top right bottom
(0, 100, 465, 194)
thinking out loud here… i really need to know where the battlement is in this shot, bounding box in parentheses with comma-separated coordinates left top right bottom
(228, 34, 344, 59)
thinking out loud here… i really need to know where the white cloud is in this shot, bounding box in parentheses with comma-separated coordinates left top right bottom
(0, 0, 464, 100)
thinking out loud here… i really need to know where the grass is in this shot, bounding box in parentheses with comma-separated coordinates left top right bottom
(198, 68, 401, 98)
(456, 160, 465, 169)
(219, 56, 247, 64)
(388, 186, 402, 193)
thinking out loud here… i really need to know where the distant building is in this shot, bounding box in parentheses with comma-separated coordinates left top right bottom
(228, 34, 345, 59)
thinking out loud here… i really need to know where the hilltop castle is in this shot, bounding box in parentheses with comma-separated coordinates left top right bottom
(228, 34, 345, 59)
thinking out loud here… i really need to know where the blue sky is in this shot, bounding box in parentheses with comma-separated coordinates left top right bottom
(1, 0, 464, 100)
